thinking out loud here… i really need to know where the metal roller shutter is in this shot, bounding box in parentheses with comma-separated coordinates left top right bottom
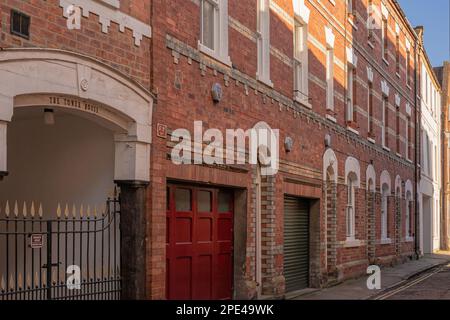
(283, 195, 309, 292)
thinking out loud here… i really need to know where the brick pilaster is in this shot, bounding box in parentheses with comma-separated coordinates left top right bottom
(367, 190, 376, 262)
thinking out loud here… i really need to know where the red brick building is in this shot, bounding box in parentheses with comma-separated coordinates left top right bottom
(0, 0, 422, 300)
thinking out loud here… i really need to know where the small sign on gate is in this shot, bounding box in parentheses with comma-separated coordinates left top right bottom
(30, 234, 44, 249)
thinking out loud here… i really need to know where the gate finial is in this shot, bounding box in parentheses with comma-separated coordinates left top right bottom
(22, 202, 27, 217)
(5, 201, 9, 217)
(30, 202, 35, 217)
(26, 273, 31, 289)
(18, 273, 23, 289)
(9, 274, 14, 290)
(65, 204, 69, 218)
(0, 276, 5, 292)
(38, 203, 43, 218)
(14, 201, 18, 217)
(57, 203, 62, 219)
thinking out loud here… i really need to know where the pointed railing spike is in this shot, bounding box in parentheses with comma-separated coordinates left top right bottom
(14, 201, 19, 217)
(80, 204, 84, 218)
(34, 271, 39, 287)
(5, 201, 9, 217)
(72, 204, 77, 218)
(22, 202, 27, 217)
(56, 203, 62, 218)
(26, 273, 31, 288)
(94, 205, 98, 218)
(87, 205, 91, 218)
(9, 274, 14, 290)
(18, 273, 23, 289)
(30, 201, 35, 217)
(0, 275, 5, 291)
(102, 203, 107, 217)
(52, 269, 57, 284)
(65, 204, 69, 218)
(38, 203, 43, 218)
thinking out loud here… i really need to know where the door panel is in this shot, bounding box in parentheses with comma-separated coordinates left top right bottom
(167, 185, 233, 300)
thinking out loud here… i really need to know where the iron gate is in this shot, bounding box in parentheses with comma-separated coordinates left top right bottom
(0, 193, 121, 300)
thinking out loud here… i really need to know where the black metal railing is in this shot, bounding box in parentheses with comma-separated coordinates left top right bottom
(0, 195, 120, 300)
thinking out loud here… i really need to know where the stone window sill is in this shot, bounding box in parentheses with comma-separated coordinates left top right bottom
(257, 75, 274, 88)
(198, 41, 232, 67)
(326, 114, 337, 123)
(294, 96, 312, 109)
(368, 137, 376, 144)
(380, 238, 392, 245)
(347, 126, 359, 135)
(405, 236, 414, 242)
(344, 239, 364, 248)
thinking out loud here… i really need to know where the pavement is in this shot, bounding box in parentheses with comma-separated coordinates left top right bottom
(292, 251, 450, 300)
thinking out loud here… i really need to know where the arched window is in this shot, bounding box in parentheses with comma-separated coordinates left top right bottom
(346, 172, 357, 240)
(381, 184, 389, 240)
(405, 191, 412, 238)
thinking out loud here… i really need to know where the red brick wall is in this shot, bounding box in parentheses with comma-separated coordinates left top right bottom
(0, 0, 151, 88)
(1, 0, 420, 299)
(150, 0, 418, 297)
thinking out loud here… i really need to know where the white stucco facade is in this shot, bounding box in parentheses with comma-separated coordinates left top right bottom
(419, 60, 442, 254)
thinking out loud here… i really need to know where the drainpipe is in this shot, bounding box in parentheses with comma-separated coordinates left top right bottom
(414, 41, 421, 259)
(255, 166, 262, 298)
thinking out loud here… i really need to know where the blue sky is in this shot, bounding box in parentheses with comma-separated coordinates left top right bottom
(398, 0, 450, 67)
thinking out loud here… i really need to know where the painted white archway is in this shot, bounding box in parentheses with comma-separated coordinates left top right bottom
(405, 180, 413, 197)
(0, 48, 153, 182)
(380, 170, 392, 194)
(323, 148, 338, 183)
(366, 164, 376, 192)
(345, 156, 361, 188)
(395, 175, 402, 197)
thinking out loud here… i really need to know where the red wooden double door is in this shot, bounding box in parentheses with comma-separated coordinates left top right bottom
(166, 184, 234, 300)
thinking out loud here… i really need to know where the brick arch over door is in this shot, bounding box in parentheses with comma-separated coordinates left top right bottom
(0, 48, 154, 181)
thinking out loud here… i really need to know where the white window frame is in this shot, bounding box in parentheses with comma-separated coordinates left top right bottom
(325, 26, 335, 111)
(346, 64, 354, 122)
(382, 96, 387, 147)
(346, 0, 354, 14)
(257, 0, 273, 87)
(293, 20, 309, 104)
(346, 178, 356, 240)
(198, 0, 231, 66)
(381, 186, 389, 240)
(405, 193, 411, 238)
(381, 18, 388, 61)
(406, 115, 411, 160)
(326, 48, 334, 110)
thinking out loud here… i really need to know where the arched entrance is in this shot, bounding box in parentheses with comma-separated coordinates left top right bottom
(0, 49, 153, 299)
